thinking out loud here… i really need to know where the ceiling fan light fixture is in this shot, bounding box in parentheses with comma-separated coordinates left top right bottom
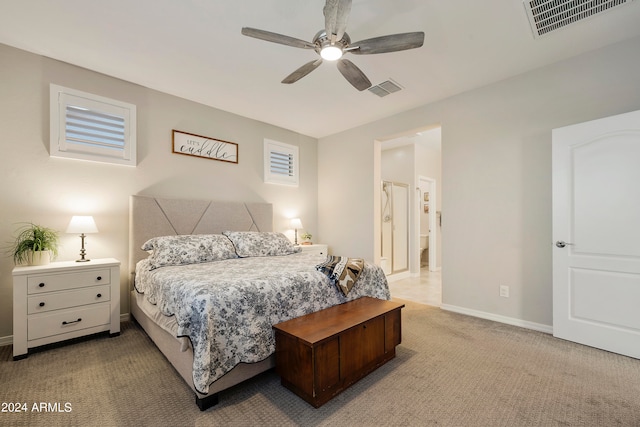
(241, 3, 426, 90)
(320, 45, 343, 61)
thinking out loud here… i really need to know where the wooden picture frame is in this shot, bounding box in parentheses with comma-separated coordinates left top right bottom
(172, 130, 238, 164)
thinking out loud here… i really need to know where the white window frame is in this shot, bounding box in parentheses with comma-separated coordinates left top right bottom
(264, 139, 299, 187)
(50, 84, 137, 166)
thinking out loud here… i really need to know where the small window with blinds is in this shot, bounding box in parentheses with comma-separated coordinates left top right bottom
(50, 84, 136, 166)
(264, 139, 299, 186)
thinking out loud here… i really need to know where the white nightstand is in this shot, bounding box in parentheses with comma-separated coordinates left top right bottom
(12, 258, 121, 360)
(296, 244, 329, 256)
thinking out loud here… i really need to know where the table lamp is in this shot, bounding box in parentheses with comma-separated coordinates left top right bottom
(290, 218, 303, 245)
(66, 215, 98, 262)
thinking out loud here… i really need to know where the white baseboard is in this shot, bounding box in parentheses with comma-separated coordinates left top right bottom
(0, 335, 11, 347)
(0, 313, 132, 347)
(440, 304, 553, 334)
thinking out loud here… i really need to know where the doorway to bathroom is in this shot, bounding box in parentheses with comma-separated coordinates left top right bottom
(379, 126, 442, 306)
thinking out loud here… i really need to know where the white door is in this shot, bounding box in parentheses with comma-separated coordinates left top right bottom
(552, 110, 640, 358)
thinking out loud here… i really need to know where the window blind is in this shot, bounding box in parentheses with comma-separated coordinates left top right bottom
(65, 105, 126, 151)
(263, 139, 298, 186)
(269, 150, 294, 177)
(50, 84, 136, 166)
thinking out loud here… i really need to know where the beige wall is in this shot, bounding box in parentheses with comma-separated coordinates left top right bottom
(0, 44, 318, 340)
(319, 36, 640, 327)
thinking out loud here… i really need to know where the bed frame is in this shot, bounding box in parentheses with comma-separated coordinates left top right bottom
(128, 194, 276, 410)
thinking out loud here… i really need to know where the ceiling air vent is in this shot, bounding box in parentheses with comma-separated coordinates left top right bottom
(523, 0, 636, 38)
(368, 79, 403, 97)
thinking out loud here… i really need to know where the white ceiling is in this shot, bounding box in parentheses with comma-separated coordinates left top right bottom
(2, 0, 640, 139)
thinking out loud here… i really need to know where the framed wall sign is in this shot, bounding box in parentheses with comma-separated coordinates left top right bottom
(172, 130, 238, 164)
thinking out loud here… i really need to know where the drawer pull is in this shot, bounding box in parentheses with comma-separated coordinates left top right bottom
(97, 293, 102, 298)
(96, 276, 102, 281)
(39, 283, 45, 288)
(39, 302, 45, 307)
(62, 318, 82, 325)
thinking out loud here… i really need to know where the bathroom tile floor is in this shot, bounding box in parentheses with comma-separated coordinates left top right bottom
(387, 267, 442, 306)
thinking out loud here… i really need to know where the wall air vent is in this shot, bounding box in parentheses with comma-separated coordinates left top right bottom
(523, 0, 636, 38)
(368, 79, 403, 97)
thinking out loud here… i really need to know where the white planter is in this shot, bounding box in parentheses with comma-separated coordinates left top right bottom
(28, 250, 51, 266)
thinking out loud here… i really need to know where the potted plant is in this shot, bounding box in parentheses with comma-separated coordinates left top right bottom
(301, 232, 313, 245)
(10, 223, 60, 266)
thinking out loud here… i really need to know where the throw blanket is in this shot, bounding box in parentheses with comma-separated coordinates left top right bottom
(316, 255, 365, 296)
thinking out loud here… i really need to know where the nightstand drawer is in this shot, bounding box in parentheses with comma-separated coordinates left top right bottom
(27, 269, 111, 294)
(296, 244, 328, 256)
(28, 303, 111, 341)
(27, 285, 111, 314)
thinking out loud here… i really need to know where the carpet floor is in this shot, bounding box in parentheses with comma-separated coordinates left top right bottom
(1, 299, 639, 426)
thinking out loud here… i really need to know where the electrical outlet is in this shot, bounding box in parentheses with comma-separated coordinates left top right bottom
(499, 285, 510, 298)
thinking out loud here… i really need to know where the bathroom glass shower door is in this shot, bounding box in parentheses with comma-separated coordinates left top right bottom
(381, 181, 409, 274)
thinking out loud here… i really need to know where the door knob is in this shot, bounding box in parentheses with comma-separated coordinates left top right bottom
(555, 241, 574, 248)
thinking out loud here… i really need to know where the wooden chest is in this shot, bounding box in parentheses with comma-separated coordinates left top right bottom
(273, 296, 404, 407)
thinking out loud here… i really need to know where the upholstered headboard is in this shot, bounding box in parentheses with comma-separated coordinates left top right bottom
(129, 195, 273, 274)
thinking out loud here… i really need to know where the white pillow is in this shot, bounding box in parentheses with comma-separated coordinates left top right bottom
(222, 231, 299, 257)
(141, 234, 237, 270)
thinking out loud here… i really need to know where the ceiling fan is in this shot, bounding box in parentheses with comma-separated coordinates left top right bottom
(241, 0, 425, 91)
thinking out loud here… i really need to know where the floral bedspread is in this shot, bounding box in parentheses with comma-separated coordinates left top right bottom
(135, 252, 390, 394)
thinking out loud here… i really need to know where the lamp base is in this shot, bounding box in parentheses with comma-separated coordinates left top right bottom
(76, 234, 90, 262)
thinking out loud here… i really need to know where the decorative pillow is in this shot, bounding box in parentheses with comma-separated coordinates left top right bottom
(141, 234, 237, 270)
(222, 231, 299, 257)
(316, 256, 364, 296)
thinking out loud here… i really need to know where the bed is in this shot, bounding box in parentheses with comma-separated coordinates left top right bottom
(128, 194, 391, 410)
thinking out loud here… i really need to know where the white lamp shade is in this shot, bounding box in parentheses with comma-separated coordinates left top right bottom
(66, 216, 98, 234)
(290, 218, 303, 229)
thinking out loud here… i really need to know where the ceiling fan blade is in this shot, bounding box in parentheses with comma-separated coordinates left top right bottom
(324, 0, 352, 43)
(337, 59, 371, 91)
(350, 32, 425, 55)
(241, 27, 315, 50)
(282, 59, 323, 84)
